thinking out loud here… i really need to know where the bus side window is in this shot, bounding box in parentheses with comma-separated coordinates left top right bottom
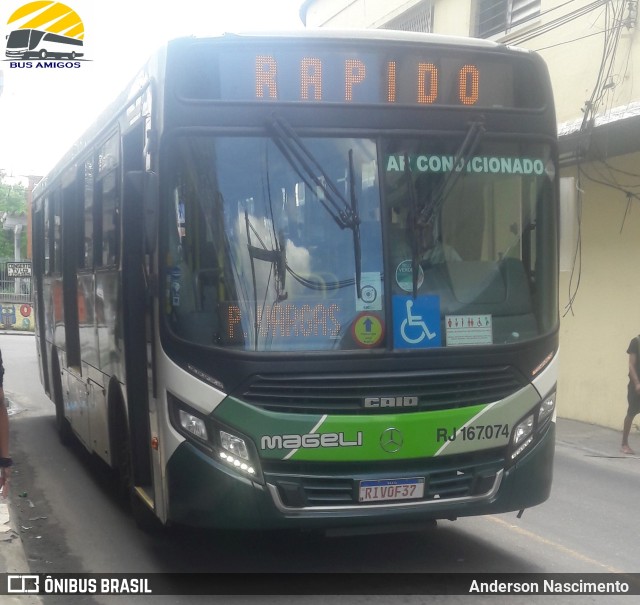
(96, 133, 120, 267)
(52, 190, 62, 275)
(166, 189, 221, 345)
(100, 171, 119, 266)
(83, 159, 94, 269)
(44, 196, 51, 275)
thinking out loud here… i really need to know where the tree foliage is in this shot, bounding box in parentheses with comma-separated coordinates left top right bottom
(0, 170, 28, 260)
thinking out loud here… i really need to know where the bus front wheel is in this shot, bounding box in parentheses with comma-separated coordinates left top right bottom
(112, 400, 161, 533)
(39, 50, 47, 60)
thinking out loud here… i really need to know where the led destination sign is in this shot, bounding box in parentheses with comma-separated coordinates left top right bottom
(178, 43, 546, 109)
(224, 302, 341, 344)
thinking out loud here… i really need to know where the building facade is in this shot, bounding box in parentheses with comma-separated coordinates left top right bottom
(301, 0, 640, 430)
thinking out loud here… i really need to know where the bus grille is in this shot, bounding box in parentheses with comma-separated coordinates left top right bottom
(264, 451, 504, 509)
(237, 367, 525, 414)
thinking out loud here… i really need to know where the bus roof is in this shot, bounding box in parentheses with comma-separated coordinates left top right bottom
(173, 28, 529, 55)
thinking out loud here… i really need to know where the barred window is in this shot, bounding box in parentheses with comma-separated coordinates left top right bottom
(383, 0, 434, 33)
(476, 0, 540, 38)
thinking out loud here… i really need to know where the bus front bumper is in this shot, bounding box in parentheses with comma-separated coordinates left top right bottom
(166, 421, 555, 530)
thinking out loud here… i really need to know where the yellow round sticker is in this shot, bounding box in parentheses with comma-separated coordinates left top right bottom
(351, 313, 384, 348)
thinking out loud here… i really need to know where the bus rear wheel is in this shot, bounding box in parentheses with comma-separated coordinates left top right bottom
(39, 50, 47, 60)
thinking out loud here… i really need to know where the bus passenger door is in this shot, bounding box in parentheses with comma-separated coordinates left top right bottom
(60, 179, 92, 447)
(61, 173, 82, 371)
(121, 121, 154, 506)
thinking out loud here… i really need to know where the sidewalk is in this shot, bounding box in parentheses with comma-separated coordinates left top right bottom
(0, 416, 637, 597)
(0, 497, 43, 604)
(555, 416, 640, 459)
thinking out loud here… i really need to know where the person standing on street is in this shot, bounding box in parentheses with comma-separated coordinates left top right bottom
(622, 335, 640, 455)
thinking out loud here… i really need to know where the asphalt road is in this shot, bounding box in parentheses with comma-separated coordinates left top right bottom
(3, 333, 640, 604)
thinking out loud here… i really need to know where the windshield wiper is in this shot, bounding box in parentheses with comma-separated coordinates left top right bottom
(244, 209, 289, 349)
(347, 148, 362, 298)
(418, 118, 485, 228)
(406, 118, 485, 297)
(267, 114, 363, 297)
(404, 152, 421, 300)
(268, 115, 359, 230)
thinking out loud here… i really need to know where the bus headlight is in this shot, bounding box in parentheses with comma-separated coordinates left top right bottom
(538, 393, 555, 426)
(169, 393, 263, 482)
(178, 409, 208, 441)
(220, 430, 249, 460)
(511, 413, 535, 460)
(509, 390, 556, 462)
(216, 428, 260, 480)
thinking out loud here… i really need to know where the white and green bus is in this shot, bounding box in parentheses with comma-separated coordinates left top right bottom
(32, 30, 559, 532)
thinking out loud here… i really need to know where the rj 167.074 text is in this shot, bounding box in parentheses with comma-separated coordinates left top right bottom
(436, 424, 510, 443)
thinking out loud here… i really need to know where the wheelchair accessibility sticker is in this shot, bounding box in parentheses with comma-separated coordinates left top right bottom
(393, 295, 441, 348)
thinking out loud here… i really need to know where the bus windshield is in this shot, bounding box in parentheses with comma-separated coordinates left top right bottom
(6, 30, 33, 48)
(163, 134, 556, 352)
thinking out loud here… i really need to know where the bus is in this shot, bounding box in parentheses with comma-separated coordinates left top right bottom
(32, 30, 559, 532)
(5, 28, 83, 60)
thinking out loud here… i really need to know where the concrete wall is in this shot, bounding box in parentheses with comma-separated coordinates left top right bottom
(433, 0, 472, 37)
(558, 152, 640, 430)
(302, 0, 398, 28)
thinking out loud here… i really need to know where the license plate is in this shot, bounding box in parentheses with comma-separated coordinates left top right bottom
(359, 477, 425, 503)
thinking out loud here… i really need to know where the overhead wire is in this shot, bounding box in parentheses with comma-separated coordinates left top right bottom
(561, 0, 629, 316)
(563, 173, 583, 317)
(581, 0, 626, 128)
(493, 0, 594, 39)
(532, 24, 621, 52)
(507, 0, 610, 45)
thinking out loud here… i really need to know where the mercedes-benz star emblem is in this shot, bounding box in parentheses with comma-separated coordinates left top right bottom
(380, 428, 403, 453)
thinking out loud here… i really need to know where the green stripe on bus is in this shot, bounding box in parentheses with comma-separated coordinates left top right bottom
(214, 386, 539, 462)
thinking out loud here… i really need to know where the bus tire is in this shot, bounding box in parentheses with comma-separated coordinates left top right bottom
(111, 398, 162, 533)
(52, 355, 73, 446)
(112, 399, 132, 503)
(39, 50, 47, 60)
